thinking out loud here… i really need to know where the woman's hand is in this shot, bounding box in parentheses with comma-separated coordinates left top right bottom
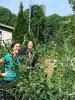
(1, 72, 10, 76)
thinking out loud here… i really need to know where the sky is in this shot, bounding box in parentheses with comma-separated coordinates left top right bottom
(0, 0, 73, 16)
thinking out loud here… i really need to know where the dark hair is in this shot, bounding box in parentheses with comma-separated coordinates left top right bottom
(11, 41, 20, 48)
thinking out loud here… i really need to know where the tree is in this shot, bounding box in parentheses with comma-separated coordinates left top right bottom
(24, 5, 45, 43)
(68, 0, 75, 13)
(0, 7, 16, 26)
(31, 5, 45, 42)
(13, 2, 26, 43)
(24, 9, 29, 33)
(43, 14, 62, 43)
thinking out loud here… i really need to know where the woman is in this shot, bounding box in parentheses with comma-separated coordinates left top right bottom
(0, 41, 21, 81)
(0, 41, 21, 100)
(26, 41, 38, 67)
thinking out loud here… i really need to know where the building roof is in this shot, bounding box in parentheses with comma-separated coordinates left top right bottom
(0, 23, 14, 30)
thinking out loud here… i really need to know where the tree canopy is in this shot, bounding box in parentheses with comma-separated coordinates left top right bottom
(13, 2, 26, 43)
(69, 0, 75, 13)
(0, 7, 16, 26)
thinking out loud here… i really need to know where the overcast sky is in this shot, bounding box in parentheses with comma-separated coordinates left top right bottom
(0, 0, 73, 16)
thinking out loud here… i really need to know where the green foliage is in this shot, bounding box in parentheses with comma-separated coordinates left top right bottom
(14, 63, 50, 100)
(13, 2, 26, 43)
(24, 5, 45, 43)
(69, 0, 75, 13)
(24, 9, 29, 33)
(0, 7, 16, 26)
(31, 5, 45, 43)
(50, 46, 75, 99)
(43, 14, 62, 43)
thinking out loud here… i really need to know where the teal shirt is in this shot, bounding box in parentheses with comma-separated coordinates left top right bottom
(4, 53, 20, 81)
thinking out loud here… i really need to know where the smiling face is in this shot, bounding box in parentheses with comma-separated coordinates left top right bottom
(13, 43, 21, 54)
(27, 41, 33, 51)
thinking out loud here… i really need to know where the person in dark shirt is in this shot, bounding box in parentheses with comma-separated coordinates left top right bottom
(25, 41, 38, 67)
(19, 41, 38, 67)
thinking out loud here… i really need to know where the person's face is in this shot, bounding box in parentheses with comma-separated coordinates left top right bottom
(13, 43, 21, 54)
(27, 41, 33, 50)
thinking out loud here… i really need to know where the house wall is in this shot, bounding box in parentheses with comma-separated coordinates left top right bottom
(0, 28, 12, 46)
